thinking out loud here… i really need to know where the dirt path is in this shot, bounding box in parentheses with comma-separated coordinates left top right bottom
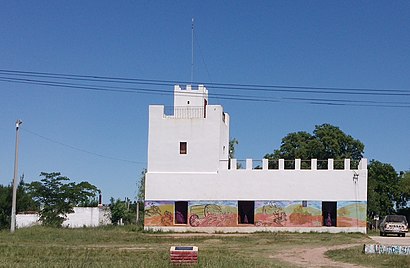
(272, 244, 366, 268)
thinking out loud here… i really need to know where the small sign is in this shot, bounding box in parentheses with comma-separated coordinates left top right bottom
(364, 244, 410, 255)
(175, 246, 194, 251)
(170, 246, 198, 265)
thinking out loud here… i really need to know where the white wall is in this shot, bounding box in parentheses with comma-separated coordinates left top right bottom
(145, 160, 367, 202)
(16, 207, 111, 228)
(147, 105, 229, 173)
(173, 84, 208, 107)
(63, 207, 111, 228)
(16, 214, 40, 228)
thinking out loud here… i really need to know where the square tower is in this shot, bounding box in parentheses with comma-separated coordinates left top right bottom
(147, 85, 230, 173)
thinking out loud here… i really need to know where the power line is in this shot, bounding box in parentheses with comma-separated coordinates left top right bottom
(2, 75, 409, 108)
(0, 69, 409, 108)
(22, 128, 145, 165)
(1, 68, 409, 95)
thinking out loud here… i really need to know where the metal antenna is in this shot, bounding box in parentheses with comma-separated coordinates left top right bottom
(191, 18, 194, 84)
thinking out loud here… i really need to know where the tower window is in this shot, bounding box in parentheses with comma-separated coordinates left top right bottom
(180, 142, 187, 154)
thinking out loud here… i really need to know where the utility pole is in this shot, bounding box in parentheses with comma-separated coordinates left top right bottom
(10, 119, 22, 233)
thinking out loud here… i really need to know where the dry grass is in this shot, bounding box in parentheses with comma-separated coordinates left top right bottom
(0, 226, 406, 267)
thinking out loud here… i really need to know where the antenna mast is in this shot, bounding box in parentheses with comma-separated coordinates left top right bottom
(191, 18, 194, 84)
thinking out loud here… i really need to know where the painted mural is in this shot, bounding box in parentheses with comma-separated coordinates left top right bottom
(188, 201, 237, 227)
(144, 200, 367, 228)
(144, 201, 174, 226)
(337, 201, 367, 227)
(255, 201, 322, 227)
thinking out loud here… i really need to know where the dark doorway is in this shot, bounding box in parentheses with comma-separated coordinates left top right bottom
(322, 201, 337, 227)
(175, 201, 188, 224)
(238, 201, 254, 224)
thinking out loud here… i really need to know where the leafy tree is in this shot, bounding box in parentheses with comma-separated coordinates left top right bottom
(0, 178, 39, 230)
(229, 138, 239, 159)
(109, 197, 135, 225)
(399, 171, 410, 206)
(264, 124, 364, 168)
(367, 161, 401, 218)
(28, 172, 99, 227)
(137, 169, 146, 202)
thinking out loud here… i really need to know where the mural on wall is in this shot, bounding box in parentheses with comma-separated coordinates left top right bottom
(144, 200, 367, 228)
(255, 201, 322, 227)
(189, 201, 237, 227)
(144, 201, 174, 226)
(337, 201, 367, 227)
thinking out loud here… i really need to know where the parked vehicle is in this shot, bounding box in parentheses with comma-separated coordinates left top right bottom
(379, 215, 408, 237)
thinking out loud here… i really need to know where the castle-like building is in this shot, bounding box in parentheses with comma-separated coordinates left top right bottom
(144, 85, 367, 233)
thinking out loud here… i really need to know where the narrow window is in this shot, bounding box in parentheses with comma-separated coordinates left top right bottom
(322, 201, 337, 227)
(204, 99, 208, 118)
(238, 201, 254, 224)
(175, 201, 188, 224)
(180, 142, 187, 154)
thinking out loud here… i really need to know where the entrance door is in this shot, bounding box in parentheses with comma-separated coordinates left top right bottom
(238, 201, 254, 224)
(322, 201, 337, 227)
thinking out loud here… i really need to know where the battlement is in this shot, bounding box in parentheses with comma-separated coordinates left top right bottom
(225, 158, 367, 171)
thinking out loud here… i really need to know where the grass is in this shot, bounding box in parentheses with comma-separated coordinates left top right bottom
(327, 246, 410, 268)
(0, 226, 408, 267)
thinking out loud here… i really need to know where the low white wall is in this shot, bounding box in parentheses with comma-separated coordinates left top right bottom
(16, 207, 111, 228)
(63, 207, 111, 228)
(16, 214, 41, 228)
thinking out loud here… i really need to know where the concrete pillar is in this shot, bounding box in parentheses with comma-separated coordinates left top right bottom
(246, 159, 252, 170)
(359, 158, 368, 170)
(311, 159, 317, 170)
(328, 159, 334, 170)
(279, 159, 285, 170)
(230, 159, 237, 170)
(262, 159, 268, 170)
(344, 159, 351, 170)
(295, 159, 301, 170)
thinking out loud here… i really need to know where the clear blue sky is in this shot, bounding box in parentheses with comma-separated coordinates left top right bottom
(1, 1, 409, 202)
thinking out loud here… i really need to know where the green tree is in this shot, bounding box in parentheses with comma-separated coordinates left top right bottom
(399, 171, 410, 205)
(0, 178, 39, 230)
(137, 169, 146, 202)
(229, 138, 239, 159)
(264, 124, 364, 168)
(109, 197, 135, 225)
(367, 161, 401, 218)
(136, 169, 146, 224)
(28, 172, 98, 227)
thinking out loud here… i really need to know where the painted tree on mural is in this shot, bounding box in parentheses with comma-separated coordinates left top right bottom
(264, 124, 365, 167)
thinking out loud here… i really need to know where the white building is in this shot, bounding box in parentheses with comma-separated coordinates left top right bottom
(144, 85, 368, 233)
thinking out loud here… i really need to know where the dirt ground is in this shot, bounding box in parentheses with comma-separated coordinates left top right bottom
(154, 233, 410, 267)
(272, 243, 366, 268)
(272, 235, 410, 267)
(369, 235, 410, 246)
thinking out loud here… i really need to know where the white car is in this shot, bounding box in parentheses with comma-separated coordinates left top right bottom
(379, 215, 408, 237)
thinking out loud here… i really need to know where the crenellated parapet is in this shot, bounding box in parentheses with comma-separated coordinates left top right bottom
(226, 158, 367, 171)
